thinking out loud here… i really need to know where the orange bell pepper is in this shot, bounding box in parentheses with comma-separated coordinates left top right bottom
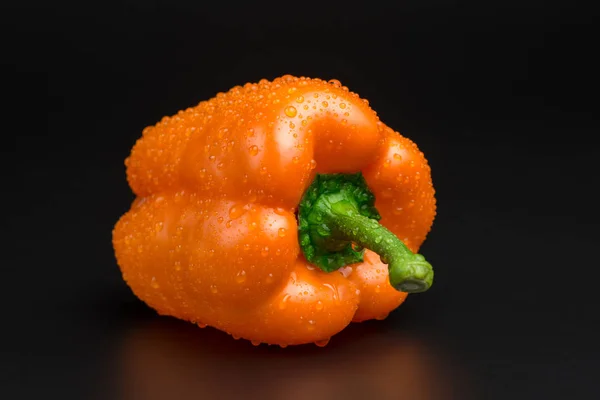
(112, 75, 436, 347)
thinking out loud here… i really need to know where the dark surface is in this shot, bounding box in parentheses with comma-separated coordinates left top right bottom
(4, 1, 599, 399)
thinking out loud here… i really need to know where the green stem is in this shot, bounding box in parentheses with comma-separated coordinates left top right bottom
(332, 213, 433, 293)
(298, 173, 434, 293)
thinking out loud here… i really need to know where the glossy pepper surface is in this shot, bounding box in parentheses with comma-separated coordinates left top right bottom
(113, 75, 436, 347)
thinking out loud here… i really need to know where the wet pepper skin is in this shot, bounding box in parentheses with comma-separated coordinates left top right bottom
(113, 75, 436, 346)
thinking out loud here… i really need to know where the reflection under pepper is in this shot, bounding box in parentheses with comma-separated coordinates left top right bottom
(116, 317, 468, 400)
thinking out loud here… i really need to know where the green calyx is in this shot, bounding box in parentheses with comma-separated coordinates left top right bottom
(297, 173, 434, 293)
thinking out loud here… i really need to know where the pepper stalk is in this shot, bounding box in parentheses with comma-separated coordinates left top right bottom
(298, 173, 434, 293)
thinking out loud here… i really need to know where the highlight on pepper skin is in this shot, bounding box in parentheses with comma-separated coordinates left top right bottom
(112, 75, 437, 347)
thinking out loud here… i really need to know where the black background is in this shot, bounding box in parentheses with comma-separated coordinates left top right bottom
(4, 1, 599, 399)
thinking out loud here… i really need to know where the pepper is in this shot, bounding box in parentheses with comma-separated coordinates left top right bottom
(113, 75, 436, 347)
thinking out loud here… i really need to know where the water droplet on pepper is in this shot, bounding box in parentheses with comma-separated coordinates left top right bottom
(284, 106, 297, 117)
(235, 270, 247, 283)
(266, 273, 274, 284)
(260, 247, 269, 257)
(229, 205, 246, 219)
(279, 294, 290, 310)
